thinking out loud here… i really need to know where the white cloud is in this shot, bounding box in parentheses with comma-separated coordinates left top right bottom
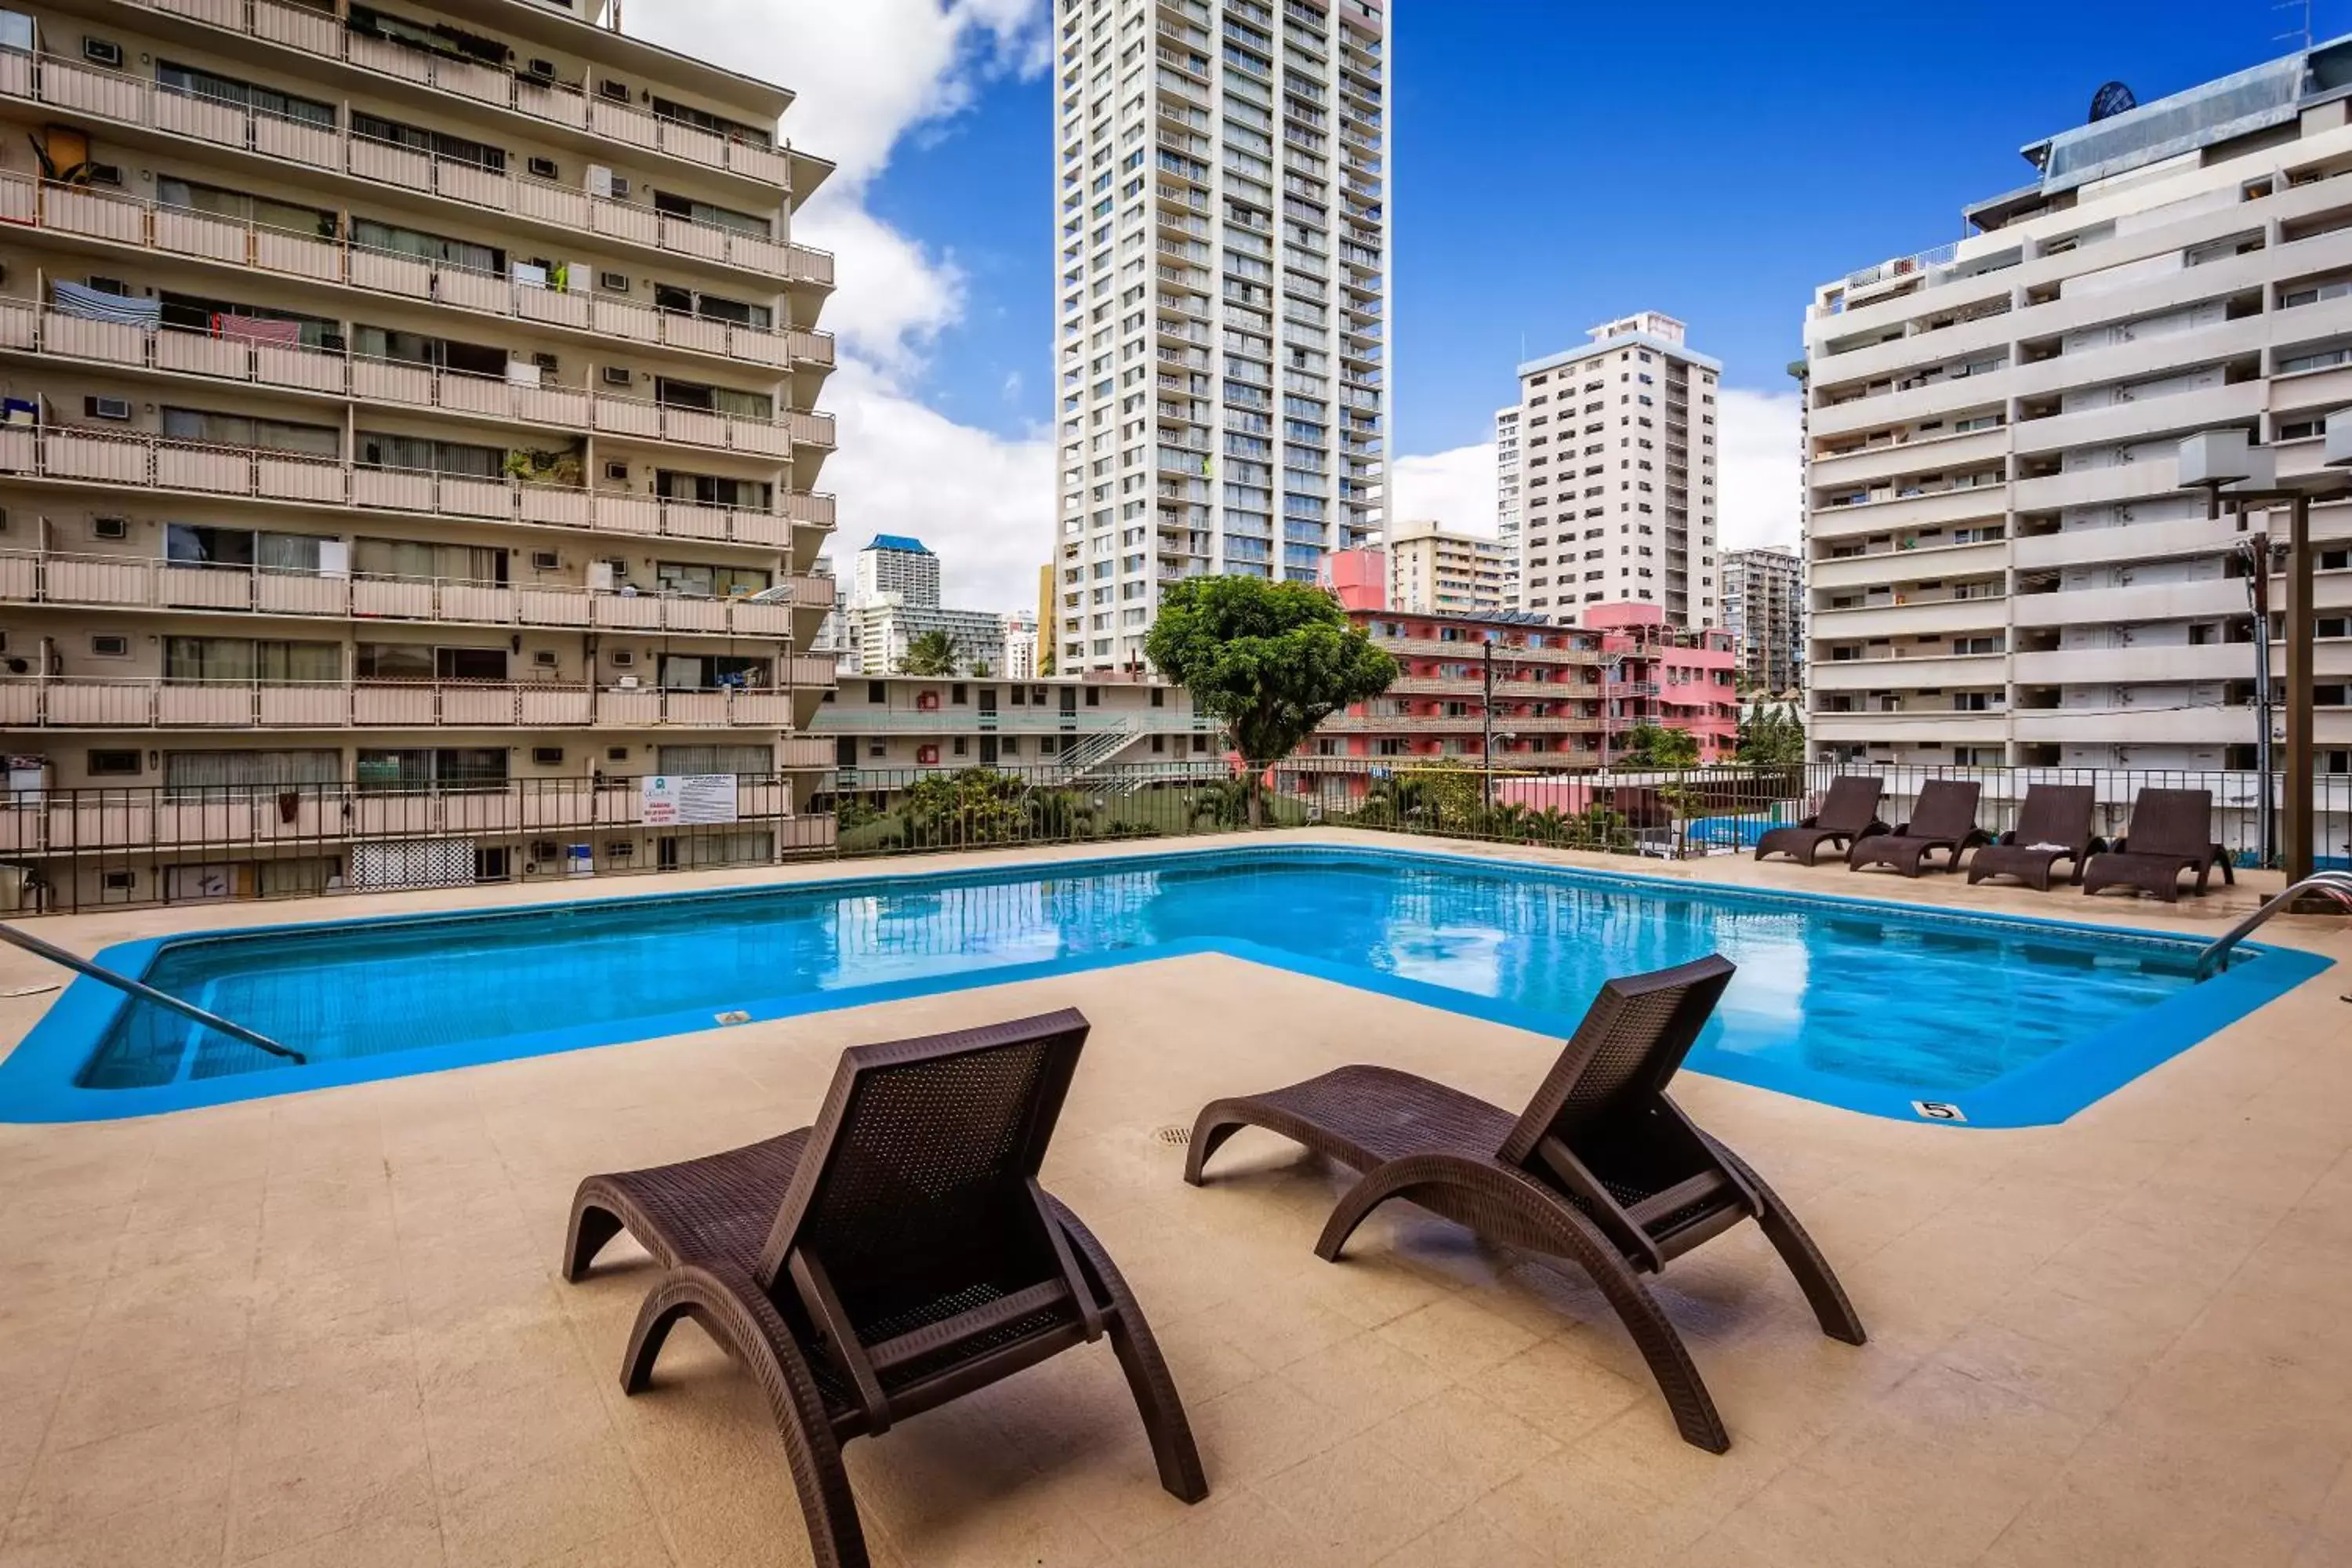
(1716, 387, 1802, 552)
(1389, 442, 1498, 536)
(626, 2, 1055, 611)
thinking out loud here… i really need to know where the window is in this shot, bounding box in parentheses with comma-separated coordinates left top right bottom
(655, 561, 769, 598)
(87, 749, 140, 776)
(162, 408, 339, 456)
(89, 634, 129, 658)
(652, 190, 768, 237)
(356, 644, 506, 682)
(157, 61, 334, 129)
(158, 176, 337, 239)
(350, 111, 505, 172)
(355, 748, 509, 792)
(165, 637, 339, 682)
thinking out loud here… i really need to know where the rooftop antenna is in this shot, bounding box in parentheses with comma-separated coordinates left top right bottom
(2275, 0, 2313, 50)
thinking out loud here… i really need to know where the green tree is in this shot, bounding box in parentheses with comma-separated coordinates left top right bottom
(1144, 578, 1398, 824)
(898, 629, 959, 676)
(1737, 702, 1806, 767)
(1618, 724, 1700, 769)
(968, 659, 994, 677)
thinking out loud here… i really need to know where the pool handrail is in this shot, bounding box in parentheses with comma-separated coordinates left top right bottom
(2193, 872, 2352, 982)
(0, 920, 306, 1065)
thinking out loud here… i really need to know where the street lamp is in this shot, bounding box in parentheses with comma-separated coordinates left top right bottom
(2176, 426, 2351, 886)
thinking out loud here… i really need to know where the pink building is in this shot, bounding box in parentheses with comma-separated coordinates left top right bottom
(1584, 602, 1739, 764)
(1323, 546, 1387, 612)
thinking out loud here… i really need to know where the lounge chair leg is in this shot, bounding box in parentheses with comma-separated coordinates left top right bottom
(1051, 1202, 1209, 1504)
(1713, 1149, 1865, 1346)
(562, 1199, 625, 1283)
(1181, 1105, 1250, 1185)
(1312, 1159, 1421, 1262)
(623, 1269, 875, 1568)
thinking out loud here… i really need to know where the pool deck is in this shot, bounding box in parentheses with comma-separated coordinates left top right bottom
(0, 830, 2346, 1567)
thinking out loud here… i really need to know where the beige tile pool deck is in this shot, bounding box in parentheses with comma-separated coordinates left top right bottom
(1, 830, 2348, 1568)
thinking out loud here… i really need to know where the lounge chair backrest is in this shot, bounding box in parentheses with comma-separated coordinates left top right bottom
(2120, 788, 2215, 858)
(1904, 780, 1981, 839)
(2012, 784, 2094, 849)
(1814, 776, 1883, 833)
(755, 1010, 1089, 1312)
(1498, 955, 1736, 1165)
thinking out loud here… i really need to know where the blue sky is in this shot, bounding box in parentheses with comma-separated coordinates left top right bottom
(867, 0, 2345, 454)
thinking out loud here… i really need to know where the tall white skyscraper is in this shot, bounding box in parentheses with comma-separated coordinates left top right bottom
(1051, 0, 1392, 672)
(1512, 312, 1722, 628)
(1495, 404, 1523, 606)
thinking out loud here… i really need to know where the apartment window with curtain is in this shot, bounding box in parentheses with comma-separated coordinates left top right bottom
(354, 538, 506, 584)
(165, 525, 332, 573)
(162, 408, 339, 456)
(655, 561, 770, 597)
(156, 176, 338, 239)
(162, 749, 339, 800)
(164, 637, 340, 683)
(355, 747, 509, 793)
(357, 432, 505, 476)
(155, 61, 336, 129)
(355, 645, 508, 681)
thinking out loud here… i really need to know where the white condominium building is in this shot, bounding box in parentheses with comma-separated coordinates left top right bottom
(0, 0, 840, 903)
(1723, 546, 1803, 695)
(1384, 517, 1509, 615)
(1512, 313, 1722, 628)
(1494, 403, 1521, 604)
(1802, 38, 2352, 771)
(1051, 0, 1390, 672)
(852, 534, 942, 608)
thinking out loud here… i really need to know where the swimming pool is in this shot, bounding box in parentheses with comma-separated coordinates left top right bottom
(1, 844, 2330, 1126)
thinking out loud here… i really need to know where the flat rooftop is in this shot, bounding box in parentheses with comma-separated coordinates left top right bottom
(0, 836, 2347, 1566)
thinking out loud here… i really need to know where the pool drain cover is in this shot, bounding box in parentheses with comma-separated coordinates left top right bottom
(1153, 1124, 1190, 1146)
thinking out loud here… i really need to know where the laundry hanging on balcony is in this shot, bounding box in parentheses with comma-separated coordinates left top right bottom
(50, 281, 161, 327)
(212, 313, 302, 347)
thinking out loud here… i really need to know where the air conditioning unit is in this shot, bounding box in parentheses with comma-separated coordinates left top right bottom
(85, 397, 131, 421)
(601, 366, 632, 387)
(526, 156, 558, 180)
(526, 59, 557, 78)
(82, 37, 123, 67)
(602, 459, 629, 481)
(92, 516, 128, 539)
(597, 270, 629, 293)
(608, 174, 631, 199)
(532, 351, 559, 373)
(598, 79, 631, 102)
(610, 650, 635, 667)
(530, 550, 559, 570)
(532, 650, 560, 668)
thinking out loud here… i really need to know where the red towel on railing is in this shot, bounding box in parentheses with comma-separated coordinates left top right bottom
(213, 313, 302, 347)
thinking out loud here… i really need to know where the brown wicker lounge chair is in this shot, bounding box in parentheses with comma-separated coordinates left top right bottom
(1847, 779, 1990, 877)
(1965, 784, 2103, 891)
(1184, 955, 1864, 1454)
(2082, 787, 2236, 902)
(1754, 775, 1888, 865)
(563, 1010, 1207, 1568)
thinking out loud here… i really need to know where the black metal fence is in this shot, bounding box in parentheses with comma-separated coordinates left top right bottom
(5, 760, 2349, 914)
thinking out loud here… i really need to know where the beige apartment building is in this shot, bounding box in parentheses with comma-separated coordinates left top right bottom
(0, 0, 840, 904)
(1802, 38, 2352, 772)
(1384, 515, 1508, 615)
(1051, 0, 1390, 673)
(1494, 401, 1519, 602)
(1513, 311, 1721, 628)
(1723, 544, 1801, 694)
(821, 672, 1218, 782)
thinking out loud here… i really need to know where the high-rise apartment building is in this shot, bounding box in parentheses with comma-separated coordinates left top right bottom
(852, 534, 942, 608)
(1494, 403, 1521, 604)
(1051, 0, 1390, 672)
(1512, 313, 1721, 628)
(1723, 546, 1802, 694)
(1000, 610, 1040, 679)
(0, 0, 840, 901)
(1385, 517, 1510, 615)
(1801, 37, 2352, 771)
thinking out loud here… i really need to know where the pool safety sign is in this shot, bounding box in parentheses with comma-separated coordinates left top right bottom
(640, 774, 740, 826)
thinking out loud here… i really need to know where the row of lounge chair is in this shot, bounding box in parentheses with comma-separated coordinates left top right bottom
(1755, 777, 2237, 902)
(563, 960, 1859, 1566)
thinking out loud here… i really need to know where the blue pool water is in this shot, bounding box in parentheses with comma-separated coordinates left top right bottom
(2, 844, 2330, 1126)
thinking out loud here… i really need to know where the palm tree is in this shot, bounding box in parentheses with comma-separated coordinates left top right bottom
(898, 629, 959, 676)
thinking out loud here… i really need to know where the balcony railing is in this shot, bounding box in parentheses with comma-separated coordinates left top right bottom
(0, 550, 831, 636)
(0, 425, 834, 546)
(0, 53, 833, 284)
(118, 0, 802, 189)
(0, 301, 833, 458)
(0, 173, 831, 368)
(0, 677, 827, 731)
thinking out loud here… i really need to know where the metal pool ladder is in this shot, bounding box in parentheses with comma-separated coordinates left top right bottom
(2194, 872, 2352, 982)
(0, 920, 305, 1064)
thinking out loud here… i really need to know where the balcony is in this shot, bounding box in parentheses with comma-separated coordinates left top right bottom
(114, 0, 805, 190)
(0, 54, 831, 284)
(2011, 644, 2249, 685)
(2009, 579, 2244, 628)
(0, 677, 821, 731)
(1809, 539, 2009, 591)
(0, 550, 831, 638)
(1809, 597, 2006, 638)
(0, 173, 831, 370)
(0, 425, 833, 546)
(1809, 653, 2008, 691)
(0, 300, 829, 460)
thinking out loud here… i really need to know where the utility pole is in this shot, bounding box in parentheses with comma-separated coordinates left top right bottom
(1481, 639, 1495, 809)
(2239, 534, 2276, 869)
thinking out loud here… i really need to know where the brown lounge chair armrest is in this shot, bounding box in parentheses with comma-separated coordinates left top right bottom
(1796, 813, 1822, 829)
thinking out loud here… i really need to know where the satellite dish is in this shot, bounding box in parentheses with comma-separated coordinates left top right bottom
(2089, 81, 2138, 122)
